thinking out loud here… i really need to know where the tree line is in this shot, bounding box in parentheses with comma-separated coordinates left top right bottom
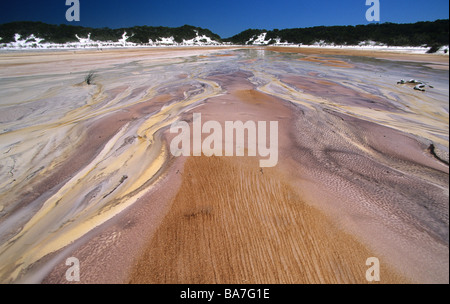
(1, 20, 448, 48)
(225, 19, 449, 47)
(0, 22, 222, 44)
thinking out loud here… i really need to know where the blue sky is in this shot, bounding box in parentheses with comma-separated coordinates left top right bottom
(0, 0, 448, 38)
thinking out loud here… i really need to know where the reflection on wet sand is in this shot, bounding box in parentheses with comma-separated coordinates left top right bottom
(0, 47, 448, 283)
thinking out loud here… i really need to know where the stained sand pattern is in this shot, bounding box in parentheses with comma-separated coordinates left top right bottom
(129, 155, 407, 284)
(0, 48, 448, 283)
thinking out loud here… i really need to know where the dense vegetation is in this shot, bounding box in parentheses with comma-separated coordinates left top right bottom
(226, 19, 449, 47)
(0, 20, 448, 47)
(0, 22, 222, 44)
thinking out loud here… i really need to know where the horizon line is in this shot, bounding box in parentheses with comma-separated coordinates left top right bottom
(1, 18, 448, 39)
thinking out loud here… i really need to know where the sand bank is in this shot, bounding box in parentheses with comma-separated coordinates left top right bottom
(0, 47, 447, 284)
(265, 46, 449, 70)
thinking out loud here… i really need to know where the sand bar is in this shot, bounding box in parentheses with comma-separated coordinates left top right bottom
(0, 47, 447, 283)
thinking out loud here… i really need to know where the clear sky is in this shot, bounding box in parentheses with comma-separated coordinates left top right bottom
(0, 0, 448, 38)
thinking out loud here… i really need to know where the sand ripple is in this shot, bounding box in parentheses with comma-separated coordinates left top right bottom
(0, 48, 448, 283)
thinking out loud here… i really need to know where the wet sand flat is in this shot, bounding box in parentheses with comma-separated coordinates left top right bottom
(127, 71, 408, 283)
(265, 46, 449, 70)
(0, 47, 448, 284)
(129, 155, 407, 284)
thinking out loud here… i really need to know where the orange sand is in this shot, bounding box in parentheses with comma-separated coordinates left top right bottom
(128, 156, 407, 284)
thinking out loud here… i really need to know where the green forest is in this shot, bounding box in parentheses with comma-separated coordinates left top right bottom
(0, 19, 448, 48)
(0, 22, 222, 44)
(226, 19, 449, 47)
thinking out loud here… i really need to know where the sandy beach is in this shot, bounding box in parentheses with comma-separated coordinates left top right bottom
(0, 46, 448, 284)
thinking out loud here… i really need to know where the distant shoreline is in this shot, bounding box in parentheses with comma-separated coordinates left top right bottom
(2, 45, 448, 70)
(266, 46, 450, 70)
